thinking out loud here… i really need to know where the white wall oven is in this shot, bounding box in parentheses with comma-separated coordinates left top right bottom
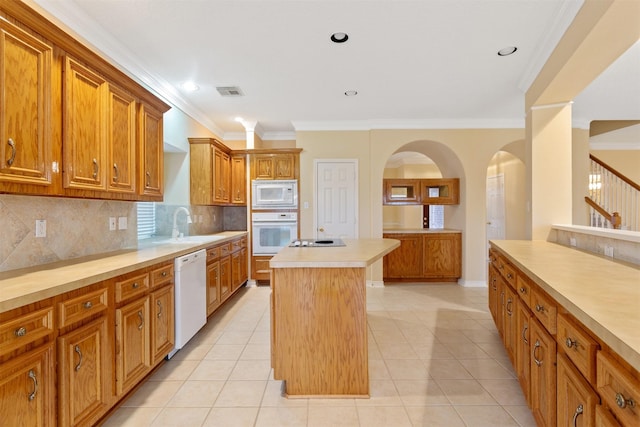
(252, 212, 298, 255)
(252, 180, 298, 210)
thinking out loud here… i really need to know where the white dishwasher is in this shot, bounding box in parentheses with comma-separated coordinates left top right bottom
(168, 249, 207, 359)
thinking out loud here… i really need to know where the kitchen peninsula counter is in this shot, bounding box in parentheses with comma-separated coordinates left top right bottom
(270, 238, 400, 397)
(0, 232, 247, 314)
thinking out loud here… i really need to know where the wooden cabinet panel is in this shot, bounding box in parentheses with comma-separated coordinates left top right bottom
(0, 343, 55, 426)
(558, 313, 599, 384)
(383, 179, 421, 205)
(231, 154, 246, 204)
(57, 316, 110, 426)
(532, 287, 558, 335)
(488, 265, 499, 323)
(252, 153, 295, 180)
(597, 351, 640, 427)
(114, 272, 149, 304)
(557, 353, 598, 427)
(206, 260, 221, 316)
(595, 405, 622, 427)
(383, 234, 423, 278)
(516, 300, 532, 405)
(220, 256, 232, 302)
(422, 233, 461, 278)
(138, 103, 163, 199)
(107, 84, 136, 194)
(58, 287, 108, 329)
(115, 297, 150, 396)
(502, 283, 517, 364)
(0, 306, 54, 358)
(530, 318, 557, 427)
(516, 274, 532, 309)
(253, 255, 272, 282)
(214, 148, 230, 203)
(63, 56, 107, 191)
(420, 178, 459, 205)
(150, 263, 173, 289)
(151, 285, 174, 364)
(0, 20, 54, 189)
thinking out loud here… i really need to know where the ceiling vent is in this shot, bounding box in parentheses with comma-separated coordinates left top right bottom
(216, 86, 244, 96)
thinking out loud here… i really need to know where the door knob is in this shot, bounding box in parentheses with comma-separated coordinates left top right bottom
(319, 227, 324, 232)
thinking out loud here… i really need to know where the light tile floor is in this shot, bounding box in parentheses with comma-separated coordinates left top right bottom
(103, 284, 537, 427)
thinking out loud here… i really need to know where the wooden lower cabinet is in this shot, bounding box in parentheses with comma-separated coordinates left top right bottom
(516, 301, 532, 405)
(557, 353, 598, 427)
(57, 316, 110, 426)
(151, 285, 174, 365)
(0, 343, 55, 426)
(115, 296, 151, 396)
(530, 318, 557, 427)
(252, 255, 273, 282)
(502, 283, 518, 364)
(488, 264, 499, 323)
(206, 260, 221, 315)
(219, 256, 231, 301)
(383, 232, 461, 281)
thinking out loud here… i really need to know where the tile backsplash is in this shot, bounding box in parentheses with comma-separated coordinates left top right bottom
(0, 195, 248, 273)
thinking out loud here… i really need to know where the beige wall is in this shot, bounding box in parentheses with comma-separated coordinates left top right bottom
(590, 150, 640, 184)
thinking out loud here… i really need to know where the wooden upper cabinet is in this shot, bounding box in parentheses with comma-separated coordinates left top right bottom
(0, 20, 56, 191)
(214, 148, 230, 203)
(138, 103, 163, 199)
(107, 85, 136, 194)
(382, 178, 459, 205)
(63, 57, 107, 191)
(420, 178, 459, 205)
(231, 154, 246, 205)
(383, 179, 421, 205)
(253, 153, 296, 180)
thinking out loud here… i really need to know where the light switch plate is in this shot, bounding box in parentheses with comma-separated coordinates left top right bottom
(118, 216, 128, 230)
(35, 219, 46, 238)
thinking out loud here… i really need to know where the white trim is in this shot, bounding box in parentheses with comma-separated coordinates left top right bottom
(246, 280, 258, 288)
(368, 280, 385, 288)
(590, 141, 640, 150)
(552, 224, 640, 243)
(459, 280, 488, 288)
(293, 118, 525, 132)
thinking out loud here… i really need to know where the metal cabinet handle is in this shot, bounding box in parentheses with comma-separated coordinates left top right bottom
(28, 370, 38, 401)
(74, 345, 83, 372)
(83, 301, 93, 309)
(535, 304, 544, 313)
(519, 287, 527, 294)
(521, 324, 528, 345)
(615, 392, 635, 409)
(572, 404, 583, 427)
(132, 282, 139, 289)
(161, 271, 167, 277)
(532, 340, 543, 367)
(14, 326, 27, 337)
(137, 310, 144, 330)
(565, 337, 578, 349)
(146, 171, 151, 187)
(506, 298, 513, 316)
(157, 300, 162, 318)
(6, 138, 17, 166)
(506, 273, 513, 279)
(92, 158, 99, 179)
(113, 163, 119, 182)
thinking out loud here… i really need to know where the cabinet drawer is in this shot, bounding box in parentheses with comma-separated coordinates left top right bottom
(531, 287, 557, 334)
(515, 274, 532, 308)
(0, 306, 54, 357)
(150, 264, 174, 288)
(58, 287, 108, 328)
(115, 273, 149, 303)
(557, 313, 599, 383)
(240, 236, 247, 248)
(231, 239, 242, 252)
(497, 255, 517, 289)
(219, 243, 231, 257)
(597, 351, 640, 427)
(207, 246, 220, 260)
(595, 404, 622, 427)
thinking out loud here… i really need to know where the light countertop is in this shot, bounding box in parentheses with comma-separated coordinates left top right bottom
(491, 240, 640, 372)
(270, 238, 400, 268)
(383, 228, 461, 234)
(0, 231, 247, 314)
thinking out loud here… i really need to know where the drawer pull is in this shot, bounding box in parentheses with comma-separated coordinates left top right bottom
(535, 304, 545, 313)
(137, 310, 144, 330)
(506, 273, 513, 279)
(157, 300, 163, 318)
(74, 345, 83, 372)
(519, 287, 527, 294)
(521, 324, 528, 345)
(92, 158, 99, 180)
(533, 340, 543, 367)
(506, 298, 513, 316)
(132, 282, 140, 289)
(161, 271, 168, 277)
(7, 138, 17, 166)
(28, 370, 38, 401)
(572, 404, 583, 427)
(83, 301, 93, 309)
(615, 392, 635, 409)
(565, 337, 578, 349)
(14, 326, 27, 337)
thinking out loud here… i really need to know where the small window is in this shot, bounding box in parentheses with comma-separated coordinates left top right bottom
(137, 202, 156, 240)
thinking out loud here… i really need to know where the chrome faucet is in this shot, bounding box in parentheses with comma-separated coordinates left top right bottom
(172, 207, 192, 239)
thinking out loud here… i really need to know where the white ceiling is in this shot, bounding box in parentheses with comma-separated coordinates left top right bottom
(31, 0, 639, 140)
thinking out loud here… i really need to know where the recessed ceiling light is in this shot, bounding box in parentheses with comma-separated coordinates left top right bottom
(234, 117, 244, 122)
(181, 81, 199, 92)
(331, 32, 349, 43)
(344, 90, 358, 96)
(497, 46, 518, 56)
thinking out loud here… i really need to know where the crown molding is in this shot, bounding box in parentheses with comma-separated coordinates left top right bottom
(293, 118, 526, 131)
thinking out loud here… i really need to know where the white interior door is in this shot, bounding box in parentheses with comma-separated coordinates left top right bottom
(315, 160, 358, 239)
(486, 174, 505, 248)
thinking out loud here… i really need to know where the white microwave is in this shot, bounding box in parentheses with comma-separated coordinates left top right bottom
(252, 180, 298, 209)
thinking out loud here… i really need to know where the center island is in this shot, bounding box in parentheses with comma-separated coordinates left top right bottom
(269, 238, 400, 398)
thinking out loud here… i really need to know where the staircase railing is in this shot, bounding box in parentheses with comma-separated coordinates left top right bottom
(587, 154, 639, 231)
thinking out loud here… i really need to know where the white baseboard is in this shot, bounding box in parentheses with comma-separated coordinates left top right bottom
(246, 280, 258, 288)
(458, 280, 487, 288)
(367, 280, 385, 288)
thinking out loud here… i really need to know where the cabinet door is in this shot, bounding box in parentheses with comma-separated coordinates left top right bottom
(138, 103, 163, 199)
(516, 300, 532, 405)
(240, 247, 248, 283)
(530, 319, 557, 427)
(219, 256, 231, 302)
(423, 233, 461, 278)
(189, 141, 214, 205)
(383, 179, 421, 205)
(58, 317, 110, 426)
(0, 343, 54, 426)
(63, 57, 107, 190)
(206, 260, 221, 315)
(231, 251, 242, 292)
(502, 284, 517, 364)
(557, 353, 598, 427)
(107, 84, 136, 194)
(115, 297, 150, 395)
(151, 285, 174, 364)
(253, 156, 274, 179)
(231, 154, 246, 204)
(0, 21, 54, 189)
(274, 154, 295, 179)
(383, 234, 423, 278)
(488, 265, 499, 323)
(420, 178, 459, 205)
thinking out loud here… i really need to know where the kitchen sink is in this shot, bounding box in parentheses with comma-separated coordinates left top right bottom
(156, 235, 225, 245)
(289, 238, 346, 247)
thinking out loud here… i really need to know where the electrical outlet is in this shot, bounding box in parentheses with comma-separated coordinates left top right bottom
(35, 219, 46, 238)
(604, 245, 614, 257)
(118, 216, 127, 230)
(569, 237, 577, 247)
(109, 217, 116, 231)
